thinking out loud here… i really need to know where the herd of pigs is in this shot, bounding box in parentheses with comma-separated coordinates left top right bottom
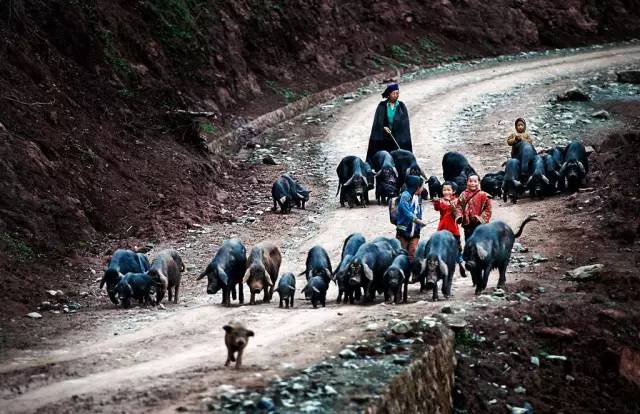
(99, 139, 589, 309)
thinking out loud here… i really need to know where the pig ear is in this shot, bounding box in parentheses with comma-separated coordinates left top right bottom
(246, 330, 254, 337)
(559, 162, 568, 175)
(196, 270, 208, 281)
(363, 264, 374, 281)
(99, 275, 106, 288)
(324, 269, 332, 280)
(266, 276, 274, 287)
(219, 270, 229, 285)
(577, 161, 585, 174)
(242, 269, 251, 283)
(223, 325, 232, 333)
(420, 259, 427, 275)
(392, 167, 398, 177)
(477, 244, 489, 260)
(541, 175, 550, 184)
(439, 259, 448, 277)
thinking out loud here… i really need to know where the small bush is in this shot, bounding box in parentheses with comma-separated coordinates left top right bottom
(0, 232, 34, 262)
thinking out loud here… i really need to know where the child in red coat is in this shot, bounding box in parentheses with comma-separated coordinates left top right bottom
(432, 182, 466, 277)
(458, 174, 492, 241)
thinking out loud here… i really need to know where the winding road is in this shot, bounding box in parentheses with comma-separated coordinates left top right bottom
(3, 44, 640, 413)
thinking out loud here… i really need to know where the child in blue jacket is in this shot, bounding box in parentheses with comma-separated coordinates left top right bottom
(395, 175, 426, 262)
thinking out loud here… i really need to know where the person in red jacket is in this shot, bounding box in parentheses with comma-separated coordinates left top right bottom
(432, 182, 466, 277)
(458, 174, 492, 241)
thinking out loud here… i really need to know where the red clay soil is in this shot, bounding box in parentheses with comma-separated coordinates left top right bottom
(452, 131, 640, 413)
(1, 1, 640, 316)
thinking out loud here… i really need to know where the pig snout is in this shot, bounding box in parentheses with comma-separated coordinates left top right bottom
(234, 337, 247, 348)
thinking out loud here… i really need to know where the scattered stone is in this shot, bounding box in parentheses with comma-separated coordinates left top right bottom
(488, 399, 498, 405)
(339, 349, 358, 359)
(257, 397, 275, 411)
(556, 87, 590, 101)
(535, 287, 546, 294)
(351, 395, 371, 403)
(291, 382, 305, 391)
(514, 386, 526, 394)
(515, 293, 531, 302)
(80, 292, 89, 297)
(365, 323, 379, 332)
(619, 347, 640, 387)
(441, 305, 464, 314)
(324, 385, 338, 395)
(565, 264, 604, 281)
(390, 320, 412, 335)
(512, 243, 528, 253)
(532, 254, 548, 263)
(530, 356, 540, 367)
(546, 355, 568, 361)
(262, 154, 278, 165)
(522, 315, 533, 322)
(436, 315, 467, 330)
(27, 312, 42, 319)
(598, 309, 626, 321)
(617, 70, 640, 84)
(566, 256, 575, 264)
(510, 403, 534, 414)
(591, 110, 610, 119)
(39, 301, 52, 311)
(418, 316, 438, 329)
(492, 289, 506, 298)
(535, 327, 578, 339)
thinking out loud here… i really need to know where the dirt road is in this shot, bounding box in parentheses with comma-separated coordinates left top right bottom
(3, 44, 640, 413)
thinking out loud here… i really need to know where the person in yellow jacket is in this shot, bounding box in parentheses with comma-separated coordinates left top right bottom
(506, 117, 533, 146)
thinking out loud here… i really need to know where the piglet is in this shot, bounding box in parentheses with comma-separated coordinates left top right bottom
(223, 321, 254, 369)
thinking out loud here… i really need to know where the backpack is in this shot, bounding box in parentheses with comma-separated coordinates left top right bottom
(389, 196, 401, 225)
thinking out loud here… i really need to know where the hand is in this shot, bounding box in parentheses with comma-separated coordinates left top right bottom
(456, 217, 463, 225)
(384, 126, 392, 135)
(415, 219, 427, 226)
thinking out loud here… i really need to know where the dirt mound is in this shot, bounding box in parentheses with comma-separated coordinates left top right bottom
(590, 131, 640, 242)
(453, 280, 640, 413)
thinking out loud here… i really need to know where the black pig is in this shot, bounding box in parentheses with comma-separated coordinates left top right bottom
(100, 249, 150, 306)
(383, 253, 410, 304)
(276, 272, 296, 309)
(115, 272, 156, 309)
(197, 239, 247, 307)
(463, 215, 537, 294)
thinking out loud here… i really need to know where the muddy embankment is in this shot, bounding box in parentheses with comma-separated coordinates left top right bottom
(2, 0, 640, 313)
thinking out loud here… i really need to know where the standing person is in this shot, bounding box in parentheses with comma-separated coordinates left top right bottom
(506, 118, 532, 157)
(395, 175, 426, 263)
(458, 175, 492, 241)
(366, 83, 412, 164)
(432, 181, 466, 277)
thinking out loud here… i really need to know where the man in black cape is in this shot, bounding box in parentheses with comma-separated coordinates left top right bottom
(365, 83, 412, 164)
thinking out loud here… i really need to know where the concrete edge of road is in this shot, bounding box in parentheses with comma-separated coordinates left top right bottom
(208, 40, 639, 156)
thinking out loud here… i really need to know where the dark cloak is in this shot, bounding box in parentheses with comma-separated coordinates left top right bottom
(366, 100, 412, 164)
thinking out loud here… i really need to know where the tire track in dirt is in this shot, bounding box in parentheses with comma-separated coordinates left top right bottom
(2, 45, 640, 413)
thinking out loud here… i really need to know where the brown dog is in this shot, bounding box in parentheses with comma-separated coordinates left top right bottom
(223, 321, 254, 369)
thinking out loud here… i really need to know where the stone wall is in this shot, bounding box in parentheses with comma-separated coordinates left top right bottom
(368, 326, 456, 414)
